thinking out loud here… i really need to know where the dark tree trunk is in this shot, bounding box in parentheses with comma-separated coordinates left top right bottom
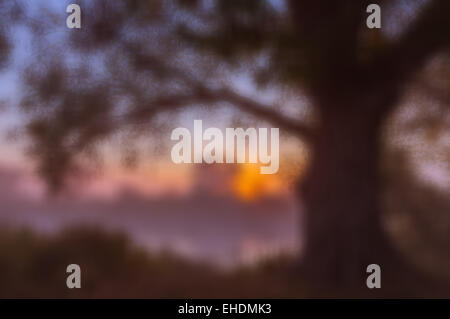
(299, 99, 403, 294)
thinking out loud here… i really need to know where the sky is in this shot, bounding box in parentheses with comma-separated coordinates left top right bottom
(0, 0, 447, 194)
(0, 1, 305, 268)
(0, 0, 310, 197)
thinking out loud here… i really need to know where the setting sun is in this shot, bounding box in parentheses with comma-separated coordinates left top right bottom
(232, 164, 285, 201)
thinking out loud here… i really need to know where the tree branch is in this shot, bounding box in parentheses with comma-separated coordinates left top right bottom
(122, 46, 314, 140)
(371, 0, 450, 85)
(216, 88, 314, 140)
(125, 87, 314, 141)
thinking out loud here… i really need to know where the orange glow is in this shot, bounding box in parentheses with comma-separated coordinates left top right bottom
(231, 164, 285, 201)
(74, 162, 194, 200)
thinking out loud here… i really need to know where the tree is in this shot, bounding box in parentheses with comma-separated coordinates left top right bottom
(15, 0, 450, 294)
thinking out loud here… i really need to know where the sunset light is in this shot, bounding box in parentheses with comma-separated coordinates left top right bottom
(232, 164, 285, 201)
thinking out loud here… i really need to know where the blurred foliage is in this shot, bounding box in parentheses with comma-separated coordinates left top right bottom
(0, 0, 23, 68)
(383, 150, 450, 280)
(1, 226, 449, 298)
(8, 0, 447, 192)
(0, 227, 306, 298)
